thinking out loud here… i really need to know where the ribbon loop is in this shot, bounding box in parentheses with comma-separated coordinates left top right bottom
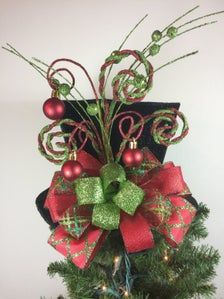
(113, 180, 144, 215)
(46, 149, 196, 268)
(59, 205, 91, 239)
(100, 163, 126, 192)
(75, 177, 105, 205)
(92, 202, 120, 230)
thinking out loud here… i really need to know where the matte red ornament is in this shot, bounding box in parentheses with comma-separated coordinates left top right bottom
(122, 148, 143, 167)
(61, 160, 83, 181)
(43, 97, 65, 120)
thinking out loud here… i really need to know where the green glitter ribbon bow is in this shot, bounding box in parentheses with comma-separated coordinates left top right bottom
(75, 163, 145, 230)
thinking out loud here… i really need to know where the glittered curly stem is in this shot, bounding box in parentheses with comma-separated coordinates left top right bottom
(115, 108, 189, 162)
(103, 14, 149, 95)
(145, 108, 189, 146)
(47, 58, 99, 101)
(2, 45, 101, 141)
(99, 50, 153, 104)
(47, 59, 113, 163)
(38, 119, 101, 165)
(117, 6, 223, 93)
(106, 6, 201, 124)
(112, 111, 145, 161)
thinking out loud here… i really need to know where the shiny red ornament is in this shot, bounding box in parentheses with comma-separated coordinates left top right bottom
(61, 160, 83, 181)
(122, 148, 143, 167)
(43, 97, 65, 120)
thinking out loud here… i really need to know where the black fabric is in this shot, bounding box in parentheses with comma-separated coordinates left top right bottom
(185, 195, 198, 209)
(35, 100, 198, 226)
(35, 188, 57, 229)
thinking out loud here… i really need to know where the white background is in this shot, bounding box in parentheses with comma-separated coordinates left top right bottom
(0, 0, 224, 298)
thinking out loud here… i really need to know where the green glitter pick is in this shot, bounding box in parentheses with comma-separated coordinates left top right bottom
(149, 44, 161, 56)
(58, 83, 71, 96)
(151, 30, 162, 42)
(167, 26, 178, 38)
(87, 104, 98, 116)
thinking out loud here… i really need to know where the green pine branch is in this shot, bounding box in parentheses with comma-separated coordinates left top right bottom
(47, 203, 220, 299)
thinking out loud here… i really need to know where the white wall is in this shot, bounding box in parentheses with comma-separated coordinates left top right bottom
(0, 0, 223, 298)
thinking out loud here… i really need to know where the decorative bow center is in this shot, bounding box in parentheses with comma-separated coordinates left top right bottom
(74, 163, 145, 230)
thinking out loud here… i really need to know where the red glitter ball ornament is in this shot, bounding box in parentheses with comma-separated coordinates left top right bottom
(43, 97, 65, 120)
(61, 160, 83, 182)
(122, 140, 143, 168)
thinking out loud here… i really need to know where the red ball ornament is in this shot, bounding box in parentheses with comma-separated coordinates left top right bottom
(122, 147, 143, 168)
(43, 97, 65, 120)
(61, 160, 83, 181)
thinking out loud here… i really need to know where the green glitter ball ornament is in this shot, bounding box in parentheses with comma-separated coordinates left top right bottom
(58, 83, 71, 96)
(151, 30, 162, 42)
(87, 104, 98, 116)
(167, 26, 178, 38)
(149, 44, 161, 56)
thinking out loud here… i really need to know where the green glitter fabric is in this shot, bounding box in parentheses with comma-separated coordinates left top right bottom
(92, 203, 120, 230)
(113, 181, 144, 215)
(74, 163, 145, 230)
(75, 177, 104, 205)
(100, 163, 126, 191)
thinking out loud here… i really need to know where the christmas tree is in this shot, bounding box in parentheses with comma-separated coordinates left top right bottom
(3, 5, 223, 299)
(47, 202, 219, 299)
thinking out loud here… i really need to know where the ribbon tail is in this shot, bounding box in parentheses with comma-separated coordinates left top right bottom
(159, 196, 196, 247)
(120, 211, 154, 253)
(48, 225, 109, 269)
(45, 172, 76, 223)
(59, 204, 92, 239)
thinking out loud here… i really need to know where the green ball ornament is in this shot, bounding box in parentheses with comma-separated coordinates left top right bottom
(167, 26, 178, 38)
(87, 104, 98, 116)
(151, 30, 162, 42)
(149, 44, 161, 56)
(58, 83, 71, 96)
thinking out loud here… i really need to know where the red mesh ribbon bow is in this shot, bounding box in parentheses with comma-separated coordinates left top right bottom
(46, 149, 196, 268)
(121, 150, 196, 252)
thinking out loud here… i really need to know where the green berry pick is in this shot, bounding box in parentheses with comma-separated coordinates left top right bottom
(151, 30, 162, 42)
(58, 83, 71, 96)
(149, 44, 161, 56)
(87, 104, 98, 116)
(167, 26, 178, 39)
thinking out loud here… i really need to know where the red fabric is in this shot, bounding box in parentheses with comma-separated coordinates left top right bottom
(140, 163, 188, 197)
(59, 205, 92, 239)
(120, 211, 154, 253)
(48, 225, 108, 269)
(159, 196, 196, 247)
(45, 149, 196, 267)
(44, 172, 76, 222)
(77, 150, 102, 176)
(45, 151, 102, 222)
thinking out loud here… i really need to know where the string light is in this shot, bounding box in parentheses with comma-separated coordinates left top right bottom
(114, 256, 120, 263)
(124, 290, 129, 297)
(113, 255, 122, 276)
(101, 285, 107, 292)
(163, 249, 169, 262)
